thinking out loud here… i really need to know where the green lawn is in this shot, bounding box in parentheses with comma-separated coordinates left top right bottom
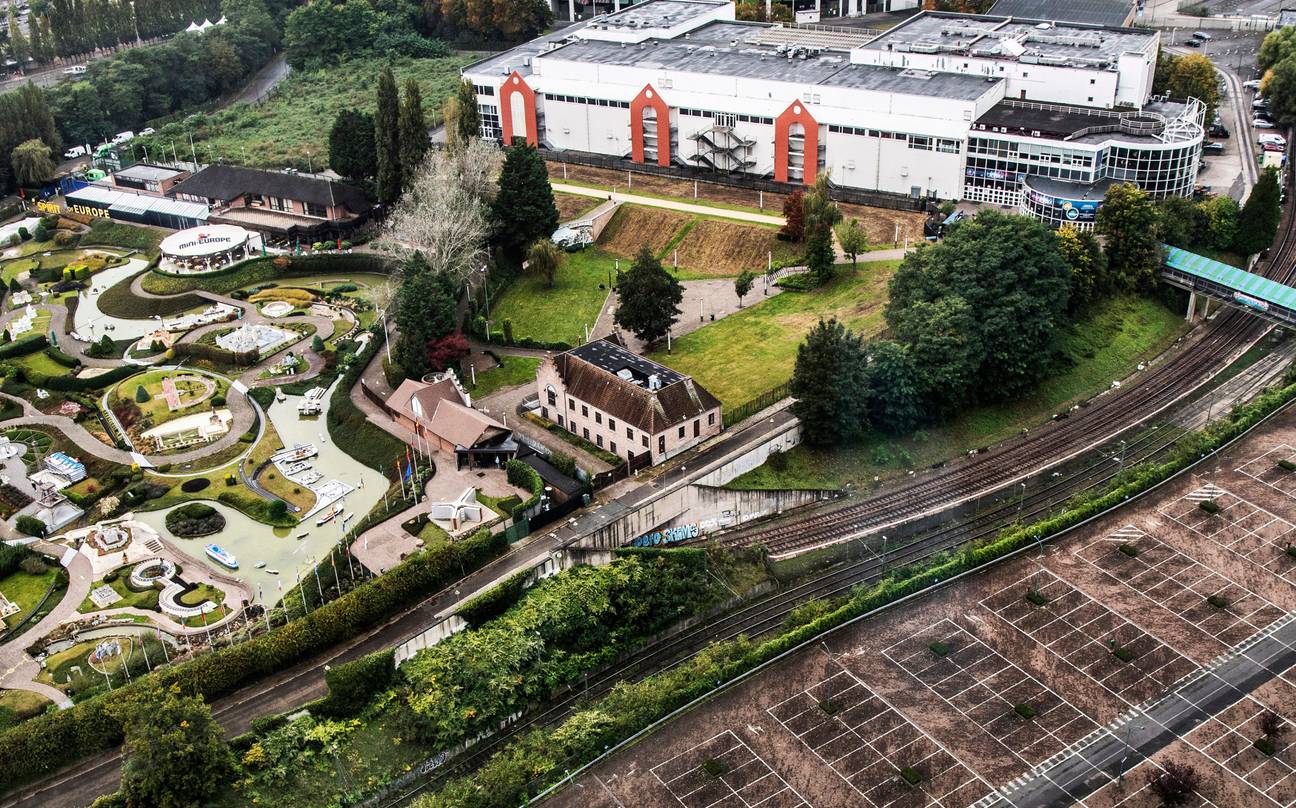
(78, 568, 160, 613)
(0, 689, 50, 731)
(0, 567, 59, 629)
(135, 55, 477, 171)
(730, 294, 1189, 490)
(650, 261, 897, 406)
(112, 370, 230, 429)
(11, 349, 72, 378)
(467, 355, 540, 398)
(491, 248, 616, 345)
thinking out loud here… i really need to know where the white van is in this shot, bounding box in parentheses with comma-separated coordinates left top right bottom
(1244, 79, 1263, 91)
(62, 145, 88, 159)
(111, 131, 135, 144)
(1258, 133, 1287, 147)
(61, 65, 86, 76)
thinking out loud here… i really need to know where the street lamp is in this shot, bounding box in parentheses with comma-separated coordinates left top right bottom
(1016, 481, 1027, 523)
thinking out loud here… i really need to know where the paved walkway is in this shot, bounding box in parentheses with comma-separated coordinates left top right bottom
(552, 183, 785, 225)
(0, 541, 91, 709)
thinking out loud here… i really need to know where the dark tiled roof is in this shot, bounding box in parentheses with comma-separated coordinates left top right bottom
(555, 340, 720, 434)
(170, 165, 370, 214)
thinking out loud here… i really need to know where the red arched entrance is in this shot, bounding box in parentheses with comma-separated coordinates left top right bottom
(499, 71, 538, 147)
(630, 84, 671, 167)
(774, 100, 818, 185)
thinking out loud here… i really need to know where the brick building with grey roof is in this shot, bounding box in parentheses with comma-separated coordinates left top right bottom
(536, 339, 722, 466)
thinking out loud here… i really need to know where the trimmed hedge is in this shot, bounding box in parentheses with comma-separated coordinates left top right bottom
(456, 570, 529, 628)
(0, 335, 48, 360)
(43, 347, 80, 368)
(313, 650, 396, 718)
(504, 459, 543, 519)
(19, 362, 136, 392)
(0, 520, 509, 794)
(325, 327, 406, 472)
(97, 269, 205, 319)
(144, 254, 394, 294)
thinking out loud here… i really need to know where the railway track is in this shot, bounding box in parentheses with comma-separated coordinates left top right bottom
(373, 177, 1296, 808)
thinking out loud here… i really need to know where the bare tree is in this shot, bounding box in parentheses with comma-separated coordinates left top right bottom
(384, 139, 500, 283)
(1145, 762, 1200, 807)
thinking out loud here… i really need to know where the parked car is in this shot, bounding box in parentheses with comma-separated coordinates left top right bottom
(1191, 30, 1212, 41)
(1183, 39, 1201, 47)
(1244, 79, 1263, 91)
(1202, 142, 1225, 154)
(1254, 118, 1277, 129)
(61, 65, 86, 76)
(139, 127, 155, 136)
(111, 130, 134, 144)
(62, 145, 88, 159)
(1209, 122, 1229, 138)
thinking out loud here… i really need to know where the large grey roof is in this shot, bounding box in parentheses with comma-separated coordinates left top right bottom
(862, 11, 1155, 65)
(593, 0, 726, 30)
(542, 32, 999, 99)
(988, 0, 1135, 27)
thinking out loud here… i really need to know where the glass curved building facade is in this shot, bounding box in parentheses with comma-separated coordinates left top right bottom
(965, 98, 1205, 229)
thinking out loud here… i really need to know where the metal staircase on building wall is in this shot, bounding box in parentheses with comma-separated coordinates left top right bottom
(688, 125, 757, 173)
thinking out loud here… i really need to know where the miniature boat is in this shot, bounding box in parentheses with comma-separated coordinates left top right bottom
(315, 505, 341, 526)
(274, 443, 317, 463)
(266, 568, 279, 575)
(254, 561, 266, 569)
(205, 544, 238, 570)
(296, 531, 310, 540)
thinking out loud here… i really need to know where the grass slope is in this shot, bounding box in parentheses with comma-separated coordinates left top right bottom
(163, 55, 476, 170)
(467, 355, 540, 398)
(491, 248, 615, 345)
(730, 294, 1188, 490)
(650, 261, 897, 406)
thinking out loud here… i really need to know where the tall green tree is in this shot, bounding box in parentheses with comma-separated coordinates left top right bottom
(375, 65, 403, 207)
(491, 141, 558, 259)
(525, 238, 560, 288)
(1054, 226, 1108, 311)
(328, 108, 377, 180)
(1199, 195, 1240, 252)
(1235, 167, 1282, 257)
(886, 296, 980, 412)
(789, 317, 868, 446)
(9, 139, 56, 186)
(1095, 183, 1162, 291)
(1164, 53, 1220, 119)
(1262, 58, 1296, 127)
(613, 246, 682, 345)
(1260, 26, 1296, 72)
(7, 8, 29, 66)
(399, 77, 429, 181)
(1159, 195, 1208, 250)
(282, 0, 377, 69)
(734, 269, 755, 307)
(445, 78, 480, 153)
(394, 256, 458, 379)
(887, 209, 1071, 400)
(865, 339, 924, 434)
(802, 174, 841, 285)
(118, 685, 235, 808)
(835, 218, 869, 269)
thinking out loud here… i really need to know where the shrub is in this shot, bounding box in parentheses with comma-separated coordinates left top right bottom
(53, 230, 76, 247)
(928, 641, 948, 657)
(15, 515, 46, 537)
(18, 555, 47, 575)
(1014, 703, 1037, 720)
(0, 543, 33, 577)
(1113, 647, 1136, 662)
(1255, 737, 1277, 756)
(180, 478, 210, 493)
(900, 768, 923, 786)
(1279, 459, 1296, 472)
(1207, 594, 1229, 609)
(165, 503, 226, 537)
(103, 570, 119, 584)
(701, 759, 725, 778)
(19, 226, 32, 241)
(504, 459, 543, 518)
(0, 334, 49, 361)
(548, 451, 577, 479)
(1118, 543, 1139, 557)
(1026, 589, 1048, 606)
(766, 448, 788, 472)
(268, 500, 289, 521)
(133, 385, 148, 403)
(313, 651, 395, 718)
(1198, 499, 1221, 515)
(457, 571, 529, 627)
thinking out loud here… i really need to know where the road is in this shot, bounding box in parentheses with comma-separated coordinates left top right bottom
(221, 53, 290, 108)
(986, 613, 1296, 807)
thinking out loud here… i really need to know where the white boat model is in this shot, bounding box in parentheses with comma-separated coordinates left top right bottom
(315, 504, 342, 526)
(205, 544, 238, 570)
(295, 531, 310, 540)
(275, 388, 286, 402)
(266, 568, 279, 575)
(254, 561, 266, 569)
(274, 443, 317, 463)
